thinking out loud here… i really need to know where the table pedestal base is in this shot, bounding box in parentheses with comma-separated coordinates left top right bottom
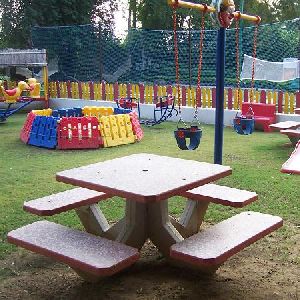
(75, 198, 209, 259)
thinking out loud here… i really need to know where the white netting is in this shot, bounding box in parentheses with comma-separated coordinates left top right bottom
(241, 54, 300, 82)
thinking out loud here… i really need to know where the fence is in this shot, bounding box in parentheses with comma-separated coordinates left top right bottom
(1, 80, 299, 114)
(31, 19, 300, 92)
(48, 81, 300, 115)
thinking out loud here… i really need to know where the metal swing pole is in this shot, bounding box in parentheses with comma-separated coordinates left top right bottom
(214, 27, 226, 164)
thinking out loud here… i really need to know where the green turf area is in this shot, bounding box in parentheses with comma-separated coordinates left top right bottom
(0, 113, 299, 259)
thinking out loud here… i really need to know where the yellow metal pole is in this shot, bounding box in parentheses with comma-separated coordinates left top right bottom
(231, 11, 261, 23)
(43, 66, 48, 101)
(167, 0, 215, 12)
(167, 0, 260, 24)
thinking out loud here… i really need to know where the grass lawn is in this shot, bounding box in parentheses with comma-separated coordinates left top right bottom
(0, 113, 299, 262)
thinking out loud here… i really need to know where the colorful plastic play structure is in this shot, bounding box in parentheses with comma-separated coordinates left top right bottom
(0, 49, 48, 122)
(20, 107, 143, 149)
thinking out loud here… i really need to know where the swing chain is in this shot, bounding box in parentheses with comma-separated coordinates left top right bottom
(250, 18, 260, 101)
(194, 8, 207, 126)
(172, 3, 183, 123)
(235, 12, 241, 110)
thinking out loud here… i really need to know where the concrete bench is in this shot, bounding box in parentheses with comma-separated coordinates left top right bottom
(182, 184, 258, 208)
(170, 211, 283, 271)
(7, 221, 140, 281)
(23, 187, 110, 216)
(280, 129, 300, 147)
(269, 121, 300, 131)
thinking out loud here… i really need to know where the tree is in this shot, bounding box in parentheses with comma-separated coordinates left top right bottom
(137, 0, 173, 30)
(136, 0, 276, 30)
(0, 0, 118, 48)
(241, 0, 274, 24)
(273, 0, 300, 21)
(129, 0, 138, 29)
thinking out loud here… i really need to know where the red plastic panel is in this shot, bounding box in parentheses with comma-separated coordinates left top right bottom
(57, 116, 103, 149)
(129, 111, 143, 141)
(20, 112, 36, 144)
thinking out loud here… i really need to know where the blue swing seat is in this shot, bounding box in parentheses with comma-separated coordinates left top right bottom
(174, 126, 202, 150)
(234, 116, 255, 135)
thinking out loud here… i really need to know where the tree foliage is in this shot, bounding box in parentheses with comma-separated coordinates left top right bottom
(136, 0, 298, 30)
(273, 0, 300, 21)
(0, 0, 117, 48)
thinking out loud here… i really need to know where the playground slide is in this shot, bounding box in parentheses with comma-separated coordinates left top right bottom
(281, 141, 300, 175)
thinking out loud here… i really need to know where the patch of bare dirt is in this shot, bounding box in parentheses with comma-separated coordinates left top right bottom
(0, 225, 299, 300)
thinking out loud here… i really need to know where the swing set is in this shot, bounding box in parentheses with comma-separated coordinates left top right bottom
(116, 94, 178, 127)
(168, 0, 261, 162)
(233, 12, 260, 135)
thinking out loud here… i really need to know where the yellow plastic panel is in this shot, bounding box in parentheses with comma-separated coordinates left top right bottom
(99, 116, 113, 147)
(116, 114, 135, 144)
(32, 108, 52, 116)
(108, 115, 122, 146)
(123, 114, 136, 142)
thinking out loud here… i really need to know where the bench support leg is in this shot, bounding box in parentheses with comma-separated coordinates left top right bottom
(76, 204, 110, 236)
(170, 200, 209, 238)
(104, 217, 125, 240)
(116, 199, 147, 250)
(72, 268, 103, 283)
(288, 136, 299, 147)
(180, 200, 209, 236)
(148, 201, 183, 258)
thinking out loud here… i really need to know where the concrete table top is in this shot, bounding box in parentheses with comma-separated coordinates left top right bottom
(56, 153, 232, 203)
(269, 121, 300, 131)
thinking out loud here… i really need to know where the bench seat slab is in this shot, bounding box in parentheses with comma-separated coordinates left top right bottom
(23, 187, 110, 216)
(182, 184, 258, 207)
(170, 211, 282, 268)
(7, 221, 139, 277)
(269, 121, 300, 131)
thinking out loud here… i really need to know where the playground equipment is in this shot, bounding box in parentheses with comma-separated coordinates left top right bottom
(242, 102, 276, 132)
(172, 4, 205, 150)
(27, 78, 41, 98)
(233, 14, 260, 135)
(168, 0, 261, 163)
(0, 49, 48, 122)
(20, 107, 143, 149)
(0, 80, 33, 122)
(116, 95, 178, 126)
(140, 95, 178, 126)
(0, 80, 29, 103)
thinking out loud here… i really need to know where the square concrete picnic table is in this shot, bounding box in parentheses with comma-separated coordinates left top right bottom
(56, 153, 232, 257)
(269, 121, 300, 131)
